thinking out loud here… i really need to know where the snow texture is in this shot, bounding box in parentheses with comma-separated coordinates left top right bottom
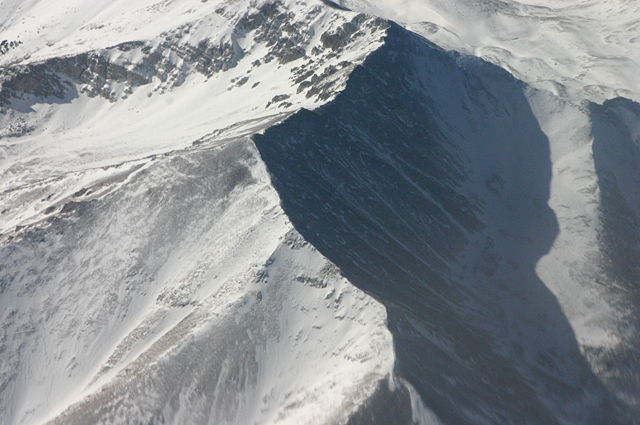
(1, 0, 639, 424)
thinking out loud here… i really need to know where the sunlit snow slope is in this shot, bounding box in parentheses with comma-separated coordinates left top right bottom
(0, 2, 420, 425)
(343, 0, 640, 102)
(1, 0, 639, 425)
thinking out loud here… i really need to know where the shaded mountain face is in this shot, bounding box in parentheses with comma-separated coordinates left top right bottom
(1, 1, 639, 425)
(589, 98, 640, 415)
(254, 24, 635, 425)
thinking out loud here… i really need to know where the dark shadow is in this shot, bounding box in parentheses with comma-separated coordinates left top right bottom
(254, 23, 628, 424)
(320, 0, 352, 12)
(591, 98, 640, 292)
(590, 98, 640, 417)
(1, 63, 81, 112)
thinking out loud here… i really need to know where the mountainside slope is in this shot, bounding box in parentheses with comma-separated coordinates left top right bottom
(1, 1, 639, 424)
(343, 0, 640, 103)
(0, 2, 412, 424)
(254, 23, 639, 424)
(1, 136, 410, 425)
(0, 0, 387, 233)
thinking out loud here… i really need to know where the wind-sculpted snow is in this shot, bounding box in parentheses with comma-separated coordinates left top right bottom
(0, 2, 402, 424)
(1, 1, 639, 424)
(0, 0, 386, 235)
(342, 0, 640, 103)
(254, 24, 637, 424)
(0, 2, 387, 107)
(0, 138, 402, 425)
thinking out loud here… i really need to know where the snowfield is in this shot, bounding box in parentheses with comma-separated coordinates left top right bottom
(344, 0, 640, 103)
(1, 0, 639, 424)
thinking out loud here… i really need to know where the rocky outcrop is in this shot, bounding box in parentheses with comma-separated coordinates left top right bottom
(0, 2, 387, 108)
(0, 40, 21, 56)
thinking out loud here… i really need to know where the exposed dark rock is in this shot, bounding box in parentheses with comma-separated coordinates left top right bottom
(0, 3, 388, 110)
(321, 14, 388, 53)
(0, 40, 21, 56)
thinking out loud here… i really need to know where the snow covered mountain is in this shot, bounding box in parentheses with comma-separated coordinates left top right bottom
(1, 1, 638, 424)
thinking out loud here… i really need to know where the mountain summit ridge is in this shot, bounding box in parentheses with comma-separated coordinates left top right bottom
(0, 1, 639, 424)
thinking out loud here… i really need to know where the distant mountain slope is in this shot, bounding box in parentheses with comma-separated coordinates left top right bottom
(342, 0, 640, 103)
